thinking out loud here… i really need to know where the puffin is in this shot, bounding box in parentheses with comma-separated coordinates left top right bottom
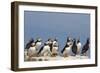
(61, 43, 71, 57)
(25, 38, 34, 56)
(25, 38, 34, 49)
(71, 39, 77, 56)
(51, 38, 59, 57)
(38, 42, 51, 57)
(61, 37, 72, 57)
(81, 38, 90, 56)
(35, 38, 42, 51)
(76, 39, 82, 55)
(27, 42, 37, 57)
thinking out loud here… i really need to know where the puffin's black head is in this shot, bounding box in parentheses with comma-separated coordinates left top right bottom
(48, 38, 52, 42)
(77, 39, 80, 43)
(73, 39, 76, 44)
(30, 38, 34, 43)
(67, 37, 70, 42)
(28, 38, 34, 46)
(54, 38, 58, 42)
(86, 38, 90, 44)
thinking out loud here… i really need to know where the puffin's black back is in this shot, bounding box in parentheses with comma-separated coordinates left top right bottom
(71, 39, 77, 55)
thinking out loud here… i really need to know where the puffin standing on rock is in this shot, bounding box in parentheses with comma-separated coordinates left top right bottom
(51, 38, 59, 57)
(81, 38, 90, 56)
(25, 38, 34, 50)
(71, 39, 78, 56)
(76, 39, 82, 55)
(38, 42, 51, 57)
(61, 37, 73, 57)
(25, 38, 34, 56)
(27, 42, 37, 57)
(61, 43, 71, 57)
(35, 38, 42, 51)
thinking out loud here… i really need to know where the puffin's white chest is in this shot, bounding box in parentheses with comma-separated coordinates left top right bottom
(63, 46, 71, 54)
(77, 43, 81, 49)
(28, 46, 37, 56)
(28, 47, 36, 53)
(35, 42, 42, 50)
(41, 45, 51, 56)
(52, 47, 58, 53)
(43, 46, 50, 52)
(65, 47, 71, 51)
(36, 42, 41, 46)
(36, 42, 41, 47)
(77, 42, 82, 54)
(53, 47, 58, 50)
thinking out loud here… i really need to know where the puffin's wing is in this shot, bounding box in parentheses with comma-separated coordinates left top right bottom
(61, 43, 69, 53)
(61, 45, 66, 53)
(38, 46, 43, 54)
(61, 48, 64, 53)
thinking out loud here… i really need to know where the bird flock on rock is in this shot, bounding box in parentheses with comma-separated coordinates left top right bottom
(25, 37, 90, 58)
